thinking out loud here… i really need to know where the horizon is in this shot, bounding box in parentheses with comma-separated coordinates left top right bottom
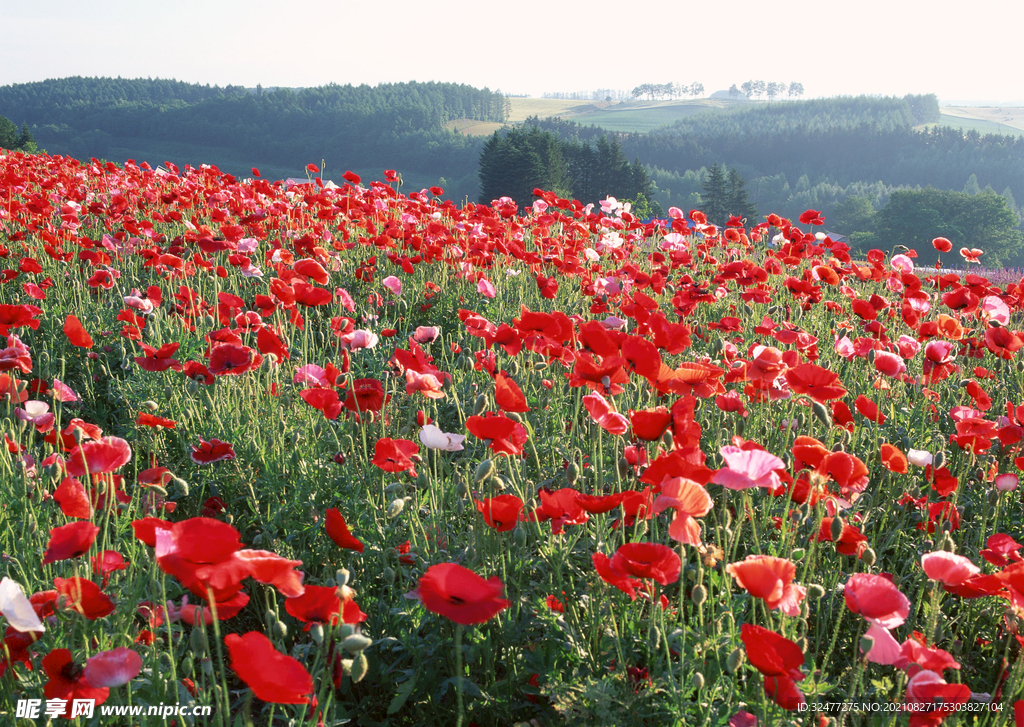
(3, 0, 1023, 103)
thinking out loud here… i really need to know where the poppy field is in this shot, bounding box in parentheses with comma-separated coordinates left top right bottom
(1, 150, 1024, 727)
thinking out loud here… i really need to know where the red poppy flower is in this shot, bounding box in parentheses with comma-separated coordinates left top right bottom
(43, 649, 110, 717)
(784, 364, 846, 402)
(285, 584, 342, 626)
(53, 476, 92, 519)
(854, 394, 886, 424)
(63, 315, 93, 348)
(65, 436, 132, 476)
(225, 632, 313, 704)
(630, 407, 673, 441)
(465, 413, 528, 456)
(583, 392, 629, 435)
(593, 552, 642, 599)
(137, 412, 176, 428)
(610, 542, 681, 586)
(325, 508, 364, 552)
(475, 494, 524, 532)
(813, 517, 869, 557)
(342, 378, 388, 417)
(371, 438, 419, 476)
(932, 237, 953, 252)
(134, 342, 182, 372)
(798, 209, 823, 225)
(494, 371, 529, 413)
(43, 521, 100, 564)
(414, 563, 510, 625)
(880, 443, 908, 474)
(740, 624, 806, 711)
(208, 343, 262, 376)
(190, 438, 236, 464)
(54, 577, 116, 620)
(300, 387, 342, 420)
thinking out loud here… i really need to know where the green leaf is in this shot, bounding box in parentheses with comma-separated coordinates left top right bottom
(387, 674, 418, 715)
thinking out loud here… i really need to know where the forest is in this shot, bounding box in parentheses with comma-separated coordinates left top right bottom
(0, 77, 508, 198)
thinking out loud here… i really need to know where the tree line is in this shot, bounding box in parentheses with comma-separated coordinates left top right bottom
(728, 81, 804, 100)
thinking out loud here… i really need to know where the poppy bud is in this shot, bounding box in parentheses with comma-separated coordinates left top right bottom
(143, 400, 159, 411)
(310, 624, 324, 644)
(506, 411, 523, 423)
(617, 457, 630, 478)
(533, 360, 548, 371)
(202, 658, 214, 677)
(473, 394, 488, 415)
(830, 516, 845, 541)
(273, 621, 288, 639)
(349, 652, 369, 683)
(383, 567, 395, 585)
(566, 462, 579, 484)
(811, 400, 832, 428)
(336, 568, 350, 587)
(807, 584, 825, 599)
(941, 532, 956, 552)
(416, 471, 429, 489)
(185, 379, 200, 396)
(691, 584, 707, 606)
(660, 430, 674, 449)
(203, 314, 215, 327)
(508, 359, 519, 376)
(859, 635, 875, 656)
(933, 451, 945, 469)
(735, 418, 745, 435)
(180, 655, 194, 674)
(387, 498, 405, 518)
(190, 627, 207, 656)
(172, 477, 189, 497)
(343, 634, 373, 654)
(691, 672, 705, 691)
(861, 547, 876, 566)
(513, 525, 527, 547)
(797, 413, 806, 428)
(725, 648, 744, 674)
(474, 459, 494, 483)
(455, 355, 466, 369)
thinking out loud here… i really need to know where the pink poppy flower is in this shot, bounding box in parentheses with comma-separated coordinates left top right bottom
(84, 647, 143, 688)
(711, 445, 784, 491)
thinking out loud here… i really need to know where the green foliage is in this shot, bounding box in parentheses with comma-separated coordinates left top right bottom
(876, 188, 1024, 265)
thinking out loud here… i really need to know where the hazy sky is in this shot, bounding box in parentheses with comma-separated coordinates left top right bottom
(2, 0, 1022, 102)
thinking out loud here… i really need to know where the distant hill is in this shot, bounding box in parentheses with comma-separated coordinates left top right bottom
(0, 76, 508, 198)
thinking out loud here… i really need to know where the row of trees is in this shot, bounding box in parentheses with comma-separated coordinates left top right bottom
(0, 115, 35, 151)
(728, 81, 804, 100)
(630, 83, 704, 101)
(541, 89, 634, 102)
(478, 126, 658, 214)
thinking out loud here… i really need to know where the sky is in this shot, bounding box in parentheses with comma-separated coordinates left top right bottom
(2, 0, 1023, 103)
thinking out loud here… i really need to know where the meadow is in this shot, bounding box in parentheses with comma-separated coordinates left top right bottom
(0, 150, 1023, 727)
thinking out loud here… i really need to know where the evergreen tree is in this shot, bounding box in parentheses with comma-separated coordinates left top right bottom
(700, 163, 728, 225)
(0, 116, 18, 149)
(726, 167, 758, 223)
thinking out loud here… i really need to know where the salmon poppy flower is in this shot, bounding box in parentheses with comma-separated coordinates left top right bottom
(582, 392, 630, 435)
(921, 551, 980, 589)
(653, 477, 713, 546)
(843, 573, 909, 628)
(83, 647, 143, 688)
(413, 563, 510, 625)
(727, 555, 806, 616)
(325, 509, 364, 552)
(225, 632, 313, 704)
